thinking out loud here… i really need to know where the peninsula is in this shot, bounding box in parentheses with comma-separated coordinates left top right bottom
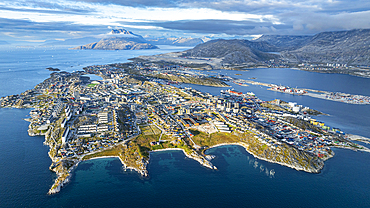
(1, 61, 368, 195)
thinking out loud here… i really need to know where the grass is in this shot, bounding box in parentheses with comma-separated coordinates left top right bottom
(261, 103, 287, 111)
(82, 144, 124, 160)
(190, 129, 241, 147)
(87, 83, 98, 87)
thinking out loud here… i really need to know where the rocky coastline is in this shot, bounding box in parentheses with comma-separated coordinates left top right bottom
(20, 109, 365, 195)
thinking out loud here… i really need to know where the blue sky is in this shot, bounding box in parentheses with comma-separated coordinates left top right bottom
(1, 0, 370, 44)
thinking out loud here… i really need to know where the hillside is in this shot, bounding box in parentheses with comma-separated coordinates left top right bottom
(181, 39, 278, 65)
(253, 35, 312, 51)
(254, 29, 370, 65)
(282, 29, 370, 65)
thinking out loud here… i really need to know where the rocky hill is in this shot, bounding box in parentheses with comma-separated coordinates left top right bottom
(181, 39, 278, 65)
(72, 29, 158, 50)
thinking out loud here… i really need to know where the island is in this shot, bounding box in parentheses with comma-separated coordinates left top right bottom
(46, 67, 61, 72)
(71, 29, 158, 50)
(1, 62, 369, 195)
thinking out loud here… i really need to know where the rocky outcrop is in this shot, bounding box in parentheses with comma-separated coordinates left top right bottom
(48, 159, 79, 195)
(238, 136, 329, 173)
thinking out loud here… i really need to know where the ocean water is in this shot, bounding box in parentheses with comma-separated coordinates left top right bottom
(0, 45, 190, 97)
(1, 46, 370, 207)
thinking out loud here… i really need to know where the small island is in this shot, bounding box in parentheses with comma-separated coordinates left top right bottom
(1, 61, 369, 195)
(46, 67, 60, 72)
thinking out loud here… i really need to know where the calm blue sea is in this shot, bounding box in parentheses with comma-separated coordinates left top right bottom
(1, 46, 370, 208)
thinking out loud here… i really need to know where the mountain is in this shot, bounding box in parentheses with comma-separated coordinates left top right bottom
(108, 29, 135, 35)
(253, 35, 312, 51)
(136, 29, 370, 71)
(181, 39, 278, 65)
(146, 37, 204, 46)
(282, 29, 370, 65)
(72, 29, 158, 50)
(253, 29, 370, 65)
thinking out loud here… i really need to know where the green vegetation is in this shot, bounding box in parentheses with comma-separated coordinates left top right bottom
(261, 102, 287, 111)
(148, 73, 229, 87)
(82, 144, 124, 160)
(304, 108, 322, 115)
(190, 129, 243, 147)
(87, 83, 98, 87)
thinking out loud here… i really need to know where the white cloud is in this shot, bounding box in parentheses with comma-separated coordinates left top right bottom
(25, 39, 46, 42)
(1, 0, 370, 39)
(0, 0, 279, 27)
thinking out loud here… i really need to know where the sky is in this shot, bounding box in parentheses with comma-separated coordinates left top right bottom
(1, 0, 370, 44)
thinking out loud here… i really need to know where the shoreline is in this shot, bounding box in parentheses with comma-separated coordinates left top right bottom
(150, 148, 217, 169)
(346, 134, 370, 145)
(45, 134, 370, 195)
(3, 62, 367, 195)
(48, 160, 80, 195)
(46, 139, 336, 195)
(206, 142, 325, 173)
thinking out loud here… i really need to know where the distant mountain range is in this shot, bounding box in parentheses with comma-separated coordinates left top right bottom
(254, 29, 370, 65)
(146, 37, 205, 46)
(72, 29, 158, 50)
(179, 29, 370, 66)
(43, 29, 209, 49)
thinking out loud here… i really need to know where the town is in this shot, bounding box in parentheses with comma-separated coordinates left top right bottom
(0, 61, 368, 194)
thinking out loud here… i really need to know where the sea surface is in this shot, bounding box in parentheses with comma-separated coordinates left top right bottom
(1, 46, 370, 207)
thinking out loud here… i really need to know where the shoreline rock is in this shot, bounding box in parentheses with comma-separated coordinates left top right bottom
(48, 160, 79, 195)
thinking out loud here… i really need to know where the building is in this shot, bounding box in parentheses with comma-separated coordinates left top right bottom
(61, 127, 69, 143)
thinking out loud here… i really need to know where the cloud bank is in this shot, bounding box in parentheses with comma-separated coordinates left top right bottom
(1, 0, 370, 43)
